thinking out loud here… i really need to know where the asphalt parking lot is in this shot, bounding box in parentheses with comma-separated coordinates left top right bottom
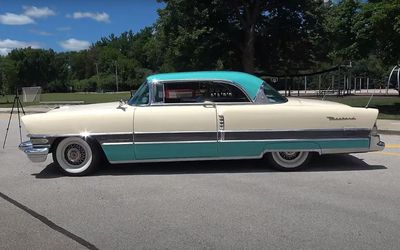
(1, 114, 400, 249)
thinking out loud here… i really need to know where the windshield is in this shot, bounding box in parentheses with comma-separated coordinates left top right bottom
(128, 82, 149, 106)
(262, 82, 287, 103)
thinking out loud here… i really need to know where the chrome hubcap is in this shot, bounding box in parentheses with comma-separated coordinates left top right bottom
(278, 151, 301, 161)
(64, 144, 86, 166)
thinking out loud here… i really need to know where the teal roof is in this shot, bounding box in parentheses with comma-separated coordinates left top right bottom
(147, 71, 264, 100)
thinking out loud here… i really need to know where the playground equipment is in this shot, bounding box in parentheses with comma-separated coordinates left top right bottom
(387, 65, 400, 94)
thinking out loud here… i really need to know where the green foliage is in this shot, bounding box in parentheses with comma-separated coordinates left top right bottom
(1, 0, 399, 93)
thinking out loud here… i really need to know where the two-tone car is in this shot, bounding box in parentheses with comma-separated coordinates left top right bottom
(19, 71, 385, 175)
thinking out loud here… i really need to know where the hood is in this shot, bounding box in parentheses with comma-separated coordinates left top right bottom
(285, 97, 348, 107)
(48, 102, 121, 113)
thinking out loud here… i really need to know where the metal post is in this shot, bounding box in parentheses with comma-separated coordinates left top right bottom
(297, 78, 300, 96)
(397, 67, 400, 93)
(367, 77, 369, 93)
(337, 66, 341, 96)
(304, 76, 307, 94)
(318, 75, 321, 95)
(387, 65, 398, 94)
(114, 60, 119, 92)
(284, 77, 287, 97)
(359, 77, 362, 92)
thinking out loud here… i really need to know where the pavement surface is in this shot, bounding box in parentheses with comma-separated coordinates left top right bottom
(1, 115, 400, 249)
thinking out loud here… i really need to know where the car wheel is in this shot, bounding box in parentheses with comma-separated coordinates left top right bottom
(267, 151, 311, 171)
(53, 137, 100, 176)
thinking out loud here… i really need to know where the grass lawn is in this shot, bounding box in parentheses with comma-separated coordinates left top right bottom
(0, 92, 132, 108)
(1, 92, 399, 120)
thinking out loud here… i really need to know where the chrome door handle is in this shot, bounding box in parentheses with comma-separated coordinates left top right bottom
(203, 101, 215, 108)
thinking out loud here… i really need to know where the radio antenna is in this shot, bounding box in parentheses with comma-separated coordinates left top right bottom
(365, 92, 374, 108)
(322, 85, 331, 100)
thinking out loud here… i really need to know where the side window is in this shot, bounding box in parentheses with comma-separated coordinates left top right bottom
(128, 82, 149, 105)
(207, 82, 249, 102)
(155, 81, 249, 104)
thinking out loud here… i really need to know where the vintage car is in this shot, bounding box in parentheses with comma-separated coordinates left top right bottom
(19, 71, 385, 175)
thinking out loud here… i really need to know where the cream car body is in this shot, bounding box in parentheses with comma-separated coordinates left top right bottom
(19, 71, 384, 175)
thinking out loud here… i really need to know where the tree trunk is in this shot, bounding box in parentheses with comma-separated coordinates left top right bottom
(242, 24, 256, 73)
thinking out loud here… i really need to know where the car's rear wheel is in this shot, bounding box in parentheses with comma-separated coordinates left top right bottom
(267, 151, 311, 171)
(53, 137, 100, 176)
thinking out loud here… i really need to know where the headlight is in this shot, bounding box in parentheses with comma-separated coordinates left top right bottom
(30, 138, 49, 145)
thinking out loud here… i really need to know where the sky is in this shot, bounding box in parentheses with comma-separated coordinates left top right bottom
(0, 0, 163, 55)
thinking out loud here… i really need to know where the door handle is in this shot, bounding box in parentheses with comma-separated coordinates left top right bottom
(203, 101, 215, 108)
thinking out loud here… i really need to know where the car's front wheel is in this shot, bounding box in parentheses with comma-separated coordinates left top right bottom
(267, 151, 312, 171)
(53, 137, 101, 176)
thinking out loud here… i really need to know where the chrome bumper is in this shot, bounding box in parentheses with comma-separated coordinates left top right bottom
(370, 135, 385, 151)
(18, 141, 49, 163)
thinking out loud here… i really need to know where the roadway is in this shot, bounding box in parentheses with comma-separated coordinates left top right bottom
(1, 114, 400, 249)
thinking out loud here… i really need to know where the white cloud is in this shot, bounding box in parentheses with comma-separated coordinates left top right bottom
(57, 26, 71, 31)
(69, 11, 110, 23)
(23, 6, 56, 18)
(0, 39, 40, 55)
(0, 13, 34, 25)
(0, 48, 11, 56)
(59, 38, 90, 51)
(29, 29, 52, 36)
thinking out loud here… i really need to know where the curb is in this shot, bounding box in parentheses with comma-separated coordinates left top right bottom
(0, 110, 49, 114)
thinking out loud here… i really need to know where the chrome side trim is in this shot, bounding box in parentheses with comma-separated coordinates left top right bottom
(134, 132, 216, 143)
(28, 128, 370, 138)
(222, 128, 371, 133)
(321, 148, 372, 154)
(134, 130, 215, 134)
(220, 138, 369, 143)
(92, 133, 133, 143)
(102, 142, 133, 146)
(134, 140, 216, 145)
(28, 132, 133, 138)
(224, 130, 370, 140)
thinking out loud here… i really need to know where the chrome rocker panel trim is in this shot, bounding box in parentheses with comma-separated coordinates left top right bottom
(19, 141, 49, 163)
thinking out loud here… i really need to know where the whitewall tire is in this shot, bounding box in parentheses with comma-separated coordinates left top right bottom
(53, 137, 100, 176)
(267, 151, 311, 171)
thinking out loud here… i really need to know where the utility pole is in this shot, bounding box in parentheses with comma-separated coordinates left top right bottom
(114, 60, 118, 92)
(95, 63, 99, 82)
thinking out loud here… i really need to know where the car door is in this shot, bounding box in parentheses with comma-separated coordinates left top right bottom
(133, 81, 218, 160)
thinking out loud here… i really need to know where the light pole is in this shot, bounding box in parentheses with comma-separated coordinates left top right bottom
(114, 60, 118, 92)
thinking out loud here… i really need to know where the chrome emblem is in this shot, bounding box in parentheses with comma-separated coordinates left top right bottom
(326, 116, 356, 121)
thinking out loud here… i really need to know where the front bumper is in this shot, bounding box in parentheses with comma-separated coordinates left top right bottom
(370, 135, 385, 151)
(19, 141, 49, 163)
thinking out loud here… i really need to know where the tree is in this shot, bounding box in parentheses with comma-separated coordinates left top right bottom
(157, 0, 325, 74)
(356, 0, 400, 65)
